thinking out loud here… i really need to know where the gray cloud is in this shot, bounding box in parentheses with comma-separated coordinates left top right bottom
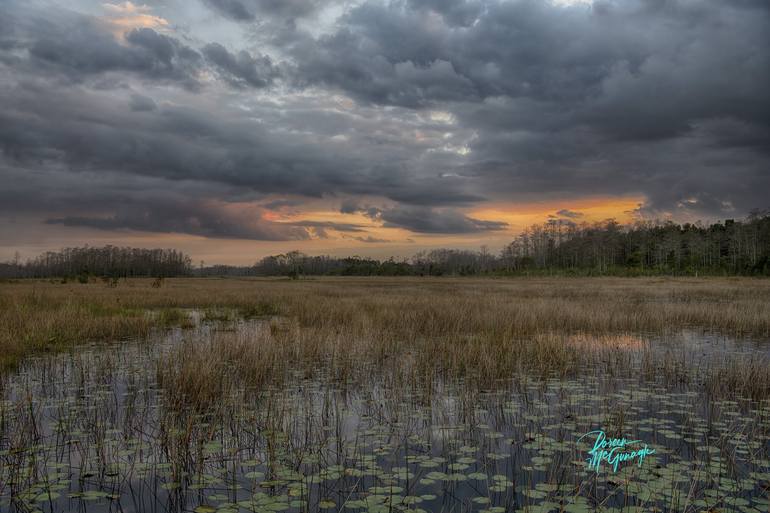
(0, 74, 482, 207)
(555, 209, 583, 219)
(288, 0, 770, 135)
(45, 201, 310, 241)
(202, 0, 255, 21)
(339, 199, 361, 215)
(407, 0, 484, 27)
(354, 235, 392, 243)
(202, 43, 279, 88)
(263, 0, 770, 219)
(28, 19, 203, 89)
(2, 2, 289, 93)
(0, 162, 310, 240)
(261, 198, 304, 210)
(289, 220, 369, 234)
(352, 205, 507, 234)
(0, 0, 768, 247)
(129, 94, 158, 112)
(202, 0, 322, 21)
(339, 201, 508, 234)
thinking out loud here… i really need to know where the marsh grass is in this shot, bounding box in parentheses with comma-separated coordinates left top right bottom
(2, 276, 769, 380)
(1, 277, 769, 513)
(0, 293, 193, 372)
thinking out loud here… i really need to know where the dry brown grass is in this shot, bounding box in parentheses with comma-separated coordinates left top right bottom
(2, 276, 769, 400)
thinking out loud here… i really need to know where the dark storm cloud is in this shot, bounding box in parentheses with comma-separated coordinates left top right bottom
(355, 205, 507, 234)
(407, 0, 484, 27)
(202, 0, 255, 21)
(289, 220, 369, 234)
(0, 162, 309, 240)
(46, 201, 310, 241)
(0, 0, 768, 244)
(46, 207, 385, 241)
(287, 3, 479, 108)
(202, 43, 279, 88)
(339, 200, 506, 234)
(339, 200, 361, 215)
(2, 2, 289, 92)
(28, 20, 203, 89)
(290, 0, 769, 126)
(283, 0, 769, 217)
(0, 77, 480, 227)
(202, 0, 321, 21)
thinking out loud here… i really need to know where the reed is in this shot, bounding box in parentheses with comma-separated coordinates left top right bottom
(1, 277, 768, 512)
(2, 276, 769, 373)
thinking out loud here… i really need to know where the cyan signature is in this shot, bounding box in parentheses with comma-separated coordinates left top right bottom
(577, 430, 655, 473)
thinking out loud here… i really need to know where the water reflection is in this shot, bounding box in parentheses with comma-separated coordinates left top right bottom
(1, 320, 768, 513)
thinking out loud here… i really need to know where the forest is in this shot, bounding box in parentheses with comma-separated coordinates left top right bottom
(0, 246, 191, 279)
(2, 212, 769, 279)
(251, 211, 770, 277)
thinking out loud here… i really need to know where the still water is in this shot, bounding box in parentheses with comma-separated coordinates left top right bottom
(1, 319, 768, 513)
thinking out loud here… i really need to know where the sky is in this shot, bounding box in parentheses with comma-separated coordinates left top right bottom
(0, 0, 768, 264)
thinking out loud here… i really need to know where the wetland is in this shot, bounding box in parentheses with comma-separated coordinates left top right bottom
(0, 277, 768, 513)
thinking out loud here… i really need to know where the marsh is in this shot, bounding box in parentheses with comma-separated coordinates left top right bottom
(0, 277, 769, 513)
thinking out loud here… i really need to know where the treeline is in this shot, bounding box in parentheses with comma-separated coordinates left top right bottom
(243, 248, 499, 277)
(500, 211, 770, 275)
(3, 213, 769, 279)
(0, 246, 192, 279)
(246, 212, 770, 277)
